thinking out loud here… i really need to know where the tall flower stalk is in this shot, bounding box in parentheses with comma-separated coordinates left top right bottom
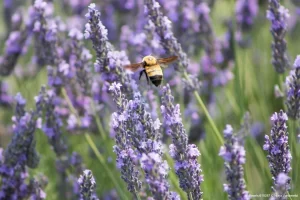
(161, 84, 203, 200)
(263, 110, 292, 193)
(110, 82, 178, 199)
(0, 93, 46, 199)
(219, 125, 249, 200)
(109, 82, 142, 197)
(267, 0, 290, 73)
(85, 3, 135, 96)
(78, 169, 99, 200)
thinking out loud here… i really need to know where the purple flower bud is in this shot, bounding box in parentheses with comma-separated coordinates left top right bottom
(285, 56, 300, 119)
(264, 110, 292, 191)
(78, 170, 99, 200)
(236, 0, 258, 32)
(267, 0, 290, 73)
(161, 84, 203, 199)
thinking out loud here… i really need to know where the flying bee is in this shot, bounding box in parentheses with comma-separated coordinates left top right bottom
(124, 55, 178, 87)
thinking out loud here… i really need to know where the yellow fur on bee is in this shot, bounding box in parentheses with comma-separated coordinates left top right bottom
(145, 64, 163, 77)
(142, 55, 157, 66)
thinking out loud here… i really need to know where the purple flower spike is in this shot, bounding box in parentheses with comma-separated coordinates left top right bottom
(145, 0, 200, 90)
(285, 56, 300, 119)
(161, 84, 203, 200)
(85, 4, 135, 96)
(0, 93, 46, 199)
(267, 0, 290, 73)
(110, 82, 178, 199)
(109, 83, 142, 195)
(264, 110, 292, 192)
(78, 169, 99, 200)
(219, 125, 250, 200)
(236, 0, 258, 32)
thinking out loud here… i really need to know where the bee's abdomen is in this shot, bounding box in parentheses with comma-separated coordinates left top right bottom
(149, 75, 163, 87)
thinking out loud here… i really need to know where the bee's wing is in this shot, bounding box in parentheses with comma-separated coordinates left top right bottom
(123, 62, 143, 72)
(157, 56, 178, 67)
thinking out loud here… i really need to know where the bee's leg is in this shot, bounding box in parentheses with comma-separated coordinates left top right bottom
(139, 70, 144, 80)
(144, 71, 150, 85)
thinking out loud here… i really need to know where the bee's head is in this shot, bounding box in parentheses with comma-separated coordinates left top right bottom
(142, 55, 157, 66)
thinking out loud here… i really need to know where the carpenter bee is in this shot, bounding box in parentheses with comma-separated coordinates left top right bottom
(124, 55, 178, 87)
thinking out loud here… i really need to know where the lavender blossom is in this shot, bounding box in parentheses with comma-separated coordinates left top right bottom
(161, 84, 203, 200)
(285, 56, 300, 119)
(68, 28, 92, 96)
(236, 0, 258, 32)
(32, 0, 56, 67)
(270, 173, 290, 200)
(38, 89, 67, 156)
(78, 169, 99, 200)
(85, 3, 135, 96)
(267, 0, 290, 73)
(109, 82, 142, 195)
(219, 125, 249, 200)
(0, 28, 29, 76)
(263, 110, 292, 191)
(145, 1, 188, 75)
(0, 93, 45, 199)
(110, 83, 177, 199)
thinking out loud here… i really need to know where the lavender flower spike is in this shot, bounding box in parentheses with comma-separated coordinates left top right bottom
(78, 170, 99, 200)
(285, 55, 300, 119)
(161, 84, 203, 200)
(109, 82, 142, 195)
(236, 0, 258, 32)
(263, 110, 292, 191)
(145, 0, 187, 72)
(85, 4, 135, 95)
(219, 125, 249, 200)
(267, 0, 290, 73)
(110, 83, 178, 199)
(0, 93, 45, 199)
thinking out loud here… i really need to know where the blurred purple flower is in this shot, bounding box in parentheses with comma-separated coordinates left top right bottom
(264, 110, 292, 191)
(236, 0, 258, 32)
(285, 56, 300, 119)
(267, 0, 290, 73)
(270, 173, 290, 200)
(235, 0, 258, 47)
(219, 125, 250, 200)
(161, 84, 203, 200)
(0, 93, 46, 199)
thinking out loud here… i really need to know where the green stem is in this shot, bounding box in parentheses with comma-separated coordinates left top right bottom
(193, 91, 223, 144)
(90, 100, 107, 141)
(183, 71, 223, 145)
(84, 133, 128, 199)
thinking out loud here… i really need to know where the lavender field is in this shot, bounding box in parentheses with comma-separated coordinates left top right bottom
(0, 0, 300, 199)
